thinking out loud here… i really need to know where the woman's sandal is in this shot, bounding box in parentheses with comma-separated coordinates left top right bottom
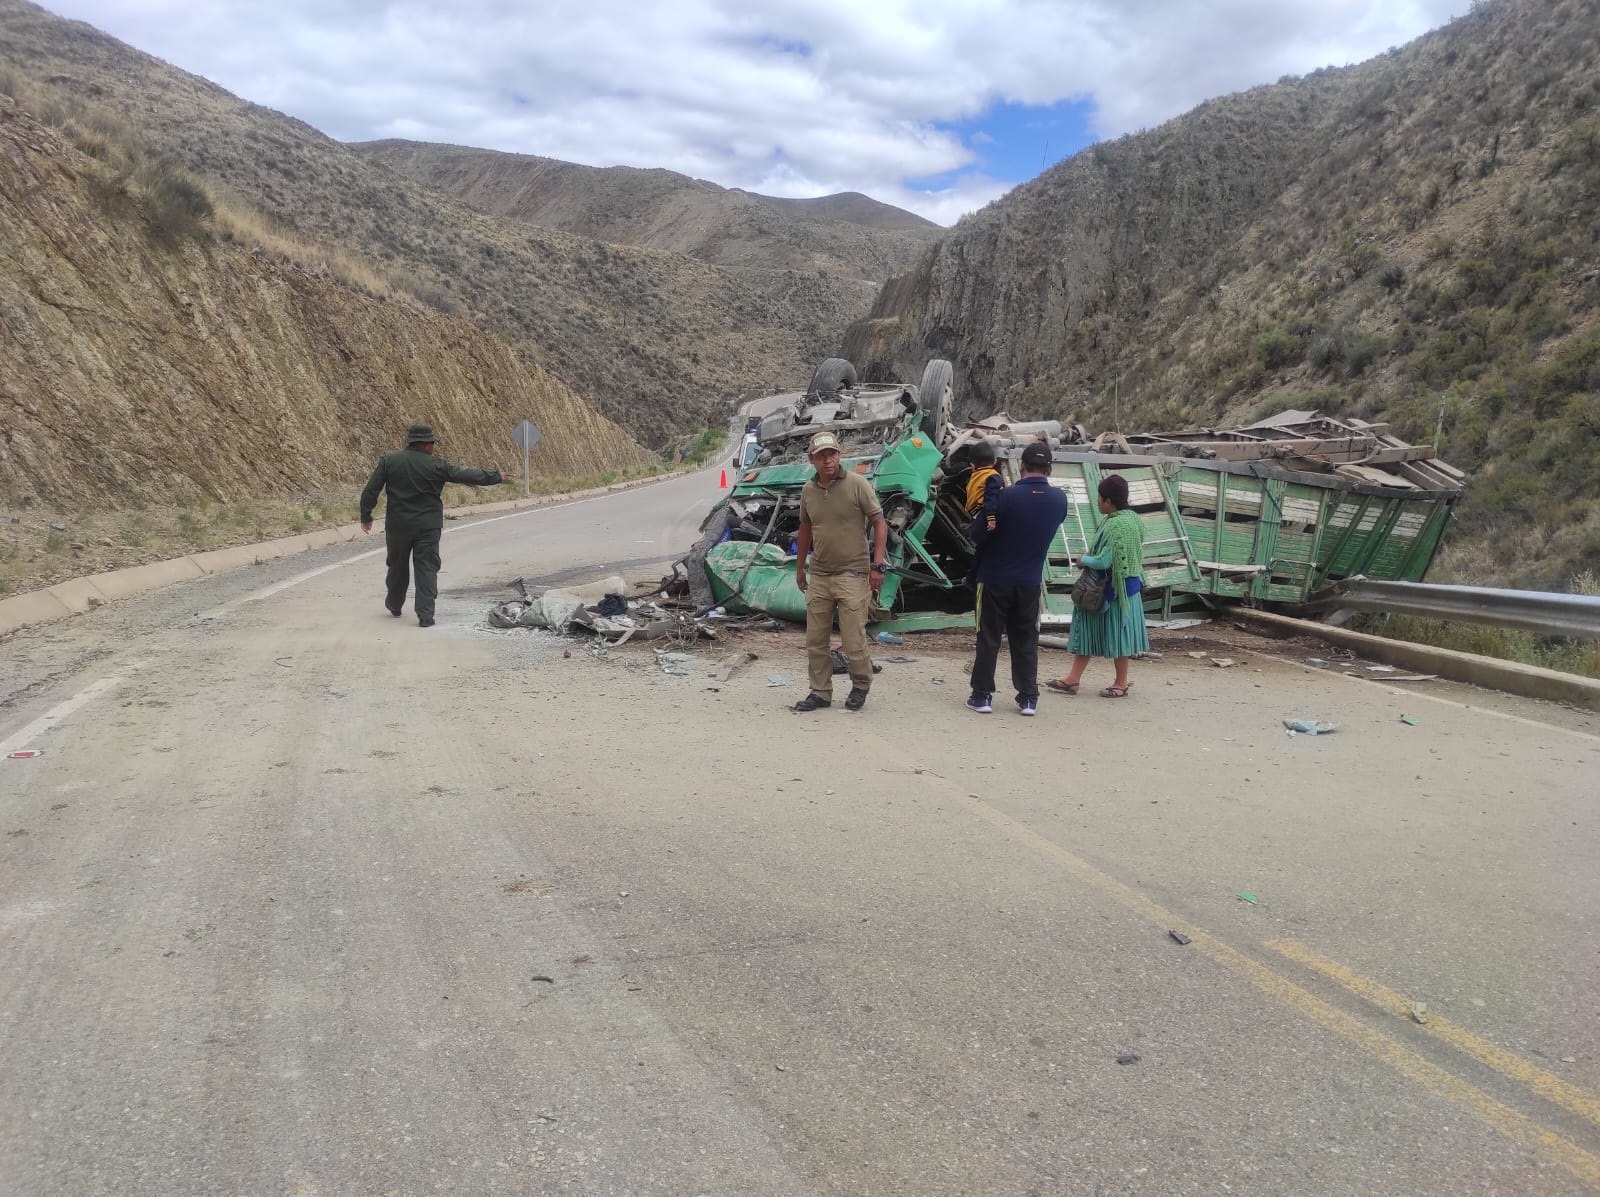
(1045, 678, 1080, 695)
(1099, 683, 1131, 698)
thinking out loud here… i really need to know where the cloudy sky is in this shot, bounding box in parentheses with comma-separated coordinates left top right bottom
(44, 0, 1467, 224)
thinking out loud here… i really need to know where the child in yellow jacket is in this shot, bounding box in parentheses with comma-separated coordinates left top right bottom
(964, 440, 1005, 585)
(965, 440, 1005, 524)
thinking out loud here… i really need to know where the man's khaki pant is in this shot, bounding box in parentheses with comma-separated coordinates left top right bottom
(805, 571, 873, 698)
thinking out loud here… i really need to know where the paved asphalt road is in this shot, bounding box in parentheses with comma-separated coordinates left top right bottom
(1, 462, 1597, 1196)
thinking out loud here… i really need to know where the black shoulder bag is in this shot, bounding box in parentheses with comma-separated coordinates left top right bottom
(1070, 530, 1109, 614)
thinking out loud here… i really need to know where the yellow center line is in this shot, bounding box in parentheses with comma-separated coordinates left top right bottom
(913, 773, 1600, 1190)
(1266, 937, 1600, 1130)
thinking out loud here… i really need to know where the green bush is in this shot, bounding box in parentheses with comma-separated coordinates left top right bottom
(1252, 328, 1301, 371)
(1342, 332, 1389, 376)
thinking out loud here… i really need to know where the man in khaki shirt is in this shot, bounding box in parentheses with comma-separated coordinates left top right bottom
(793, 431, 889, 711)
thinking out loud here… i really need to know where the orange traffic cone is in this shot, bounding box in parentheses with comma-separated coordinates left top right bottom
(719, 468, 729, 488)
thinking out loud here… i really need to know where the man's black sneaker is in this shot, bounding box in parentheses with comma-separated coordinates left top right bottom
(792, 693, 831, 712)
(418, 617, 435, 628)
(844, 688, 868, 711)
(387, 605, 403, 618)
(966, 692, 993, 714)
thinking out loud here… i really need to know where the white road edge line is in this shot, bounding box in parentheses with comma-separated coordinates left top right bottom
(5, 483, 702, 752)
(216, 487, 673, 613)
(1, 673, 130, 756)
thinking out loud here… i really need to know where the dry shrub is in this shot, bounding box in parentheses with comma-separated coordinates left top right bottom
(136, 157, 213, 242)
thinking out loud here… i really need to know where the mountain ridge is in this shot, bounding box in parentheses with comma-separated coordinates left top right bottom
(349, 138, 939, 280)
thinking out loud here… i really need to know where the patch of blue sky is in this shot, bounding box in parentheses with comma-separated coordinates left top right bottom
(937, 98, 1099, 184)
(739, 33, 811, 57)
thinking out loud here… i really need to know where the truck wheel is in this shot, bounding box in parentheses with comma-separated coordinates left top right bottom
(917, 359, 954, 445)
(808, 357, 857, 397)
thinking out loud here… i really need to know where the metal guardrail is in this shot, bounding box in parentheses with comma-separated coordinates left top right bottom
(1310, 577, 1600, 641)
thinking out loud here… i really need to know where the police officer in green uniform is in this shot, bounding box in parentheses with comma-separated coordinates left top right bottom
(359, 423, 507, 626)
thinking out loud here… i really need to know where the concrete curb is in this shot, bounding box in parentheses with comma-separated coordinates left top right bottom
(0, 466, 701, 639)
(1228, 608, 1600, 710)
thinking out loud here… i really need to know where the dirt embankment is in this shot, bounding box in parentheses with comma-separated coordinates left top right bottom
(0, 98, 654, 513)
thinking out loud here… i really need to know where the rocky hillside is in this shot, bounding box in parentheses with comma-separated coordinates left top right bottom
(351, 140, 938, 281)
(0, 0, 876, 447)
(0, 95, 652, 511)
(848, 0, 1600, 587)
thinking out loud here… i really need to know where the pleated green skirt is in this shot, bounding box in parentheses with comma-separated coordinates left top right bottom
(1068, 596, 1150, 658)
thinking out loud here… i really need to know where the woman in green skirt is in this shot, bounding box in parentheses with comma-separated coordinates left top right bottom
(1047, 473, 1148, 698)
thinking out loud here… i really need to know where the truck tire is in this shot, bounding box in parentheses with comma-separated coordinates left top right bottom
(808, 357, 857, 397)
(917, 359, 954, 445)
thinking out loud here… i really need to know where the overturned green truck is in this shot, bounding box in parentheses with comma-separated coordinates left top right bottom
(688, 361, 1466, 630)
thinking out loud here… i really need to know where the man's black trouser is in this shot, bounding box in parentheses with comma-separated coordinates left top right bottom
(970, 582, 1041, 701)
(385, 524, 442, 620)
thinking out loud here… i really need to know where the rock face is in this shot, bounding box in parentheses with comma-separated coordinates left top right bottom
(844, 69, 1360, 418)
(351, 141, 939, 282)
(0, 103, 652, 510)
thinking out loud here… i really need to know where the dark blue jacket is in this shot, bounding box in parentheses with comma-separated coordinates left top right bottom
(969, 474, 1068, 587)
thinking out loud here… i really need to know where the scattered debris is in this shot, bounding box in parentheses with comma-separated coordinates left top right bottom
(1148, 618, 1209, 631)
(1283, 718, 1337, 735)
(1400, 714, 1420, 726)
(530, 975, 555, 984)
(765, 674, 791, 687)
(1382, 673, 1439, 683)
(1306, 657, 1329, 668)
(1237, 891, 1258, 905)
(1211, 657, 1237, 668)
(485, 576, 709, 647)
(1187, 651, 1209, 660)
(1168, 930, 1192, 946)
(1115, 1053, 1141, 1065)
(875, 631, 904, 645)
(1409, 1001, 1429, 1025)
(878, 655, 920, 664)
(1132, 650, 1164, 661)
(656, 651, 696, 677)
(6, 749, 44, 760)
(715, 651, 759, 683)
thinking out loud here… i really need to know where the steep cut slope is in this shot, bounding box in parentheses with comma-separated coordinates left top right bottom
(0, 0, 875, 446)
(849, 0, 1600, 585)
(350, 140, 939, 281)
(0, 97, 652, 511)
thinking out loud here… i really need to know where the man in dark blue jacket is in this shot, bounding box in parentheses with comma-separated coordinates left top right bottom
(965, 439, 1069, 715)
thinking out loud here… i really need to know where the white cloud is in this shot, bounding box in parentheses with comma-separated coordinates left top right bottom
(36, 0, 1468, 224)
